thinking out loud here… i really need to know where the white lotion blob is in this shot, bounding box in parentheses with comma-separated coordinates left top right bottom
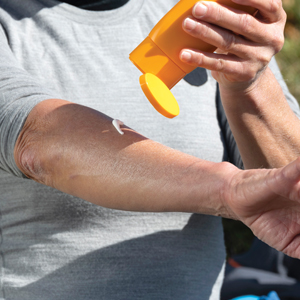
(112, 119, 124, 135)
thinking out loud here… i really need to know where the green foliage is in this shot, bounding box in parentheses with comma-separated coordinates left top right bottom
(277, 38, 300, 102)
(276, 0, 300, 102)
(283, 0, 300, 26)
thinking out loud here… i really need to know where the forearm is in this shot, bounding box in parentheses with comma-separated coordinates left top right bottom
(179, 1, 294, 168)
(219, 67, 300, 169)
(13, 99, 300, 260)
(14, 99, 233, 216)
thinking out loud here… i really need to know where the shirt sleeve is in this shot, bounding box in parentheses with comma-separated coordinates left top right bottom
(0, 26, 56, 178)
(217, 56, 300, 169)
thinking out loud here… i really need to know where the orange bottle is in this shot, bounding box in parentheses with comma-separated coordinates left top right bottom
(129, 0, 255, 118)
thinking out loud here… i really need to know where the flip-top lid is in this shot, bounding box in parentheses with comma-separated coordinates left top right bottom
(139, 73, 180, 118)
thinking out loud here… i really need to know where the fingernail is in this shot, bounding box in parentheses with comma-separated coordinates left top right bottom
(181, 51, 192, 62)
(193, 2, 208, 18)
(183, 18, 197, 31)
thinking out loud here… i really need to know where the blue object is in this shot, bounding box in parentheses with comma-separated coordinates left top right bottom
(232, 291, 280, 300)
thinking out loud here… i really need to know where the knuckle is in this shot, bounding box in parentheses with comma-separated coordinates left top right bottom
(195, 53, 204, 66)
(200, 23, 211, 40)
(271, 32, 285, 53)
(256, 50, 272, 66)
(222, 33, 237, 52)
(238, 63, 257, 82)
(248, 64, 259, 80)
(213, 5, 224, 23)
(216, 58, 226, 72)
(269, 0, 282, 14)
(274, 36, 285, 53)
(239, 13, 254, 36)
(282, 9, 287, 23)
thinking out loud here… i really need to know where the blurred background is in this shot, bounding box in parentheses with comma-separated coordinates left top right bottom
(277, 0, 300, 102)
(223, 0, 300, 257)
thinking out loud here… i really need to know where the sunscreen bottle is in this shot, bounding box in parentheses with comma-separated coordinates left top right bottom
(129, 0, 256, 118)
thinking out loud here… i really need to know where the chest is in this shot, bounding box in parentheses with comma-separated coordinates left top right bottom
(5, 0, 226, 162)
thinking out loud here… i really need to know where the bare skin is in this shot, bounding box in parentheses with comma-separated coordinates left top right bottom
(14, 99, 300, 259)
(181, 0, 300, 169)
(14, 0, 300, 259)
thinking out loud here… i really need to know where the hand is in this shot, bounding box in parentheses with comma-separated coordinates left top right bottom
(180, 0, 286, 90)
(223, 157, 300, 258)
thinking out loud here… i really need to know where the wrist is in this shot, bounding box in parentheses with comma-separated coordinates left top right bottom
(216, 162, 241, 220)
(191, 161, 240, 219)
(219, 67, 268, 97)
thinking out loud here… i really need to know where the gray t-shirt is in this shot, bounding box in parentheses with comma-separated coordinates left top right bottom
(0, 0, 298, 299)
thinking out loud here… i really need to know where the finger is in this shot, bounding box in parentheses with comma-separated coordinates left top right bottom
(180, 49, 258, 81)
(230, 0, 285, 23)
(267, 157, 300, 200)
(192, 1, 278, 43)
(183, 17, 252, 58)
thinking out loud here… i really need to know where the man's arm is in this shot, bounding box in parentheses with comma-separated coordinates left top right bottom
(14, 98, 230, 215)
(219, 67, 300, 169)
(13, 97, 300, 259)
(180, 0, 300, 169)
(10, 0, 300, 259)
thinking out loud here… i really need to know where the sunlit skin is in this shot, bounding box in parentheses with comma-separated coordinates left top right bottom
(14, 0, 300, 258)
(180, 0, 300, 170)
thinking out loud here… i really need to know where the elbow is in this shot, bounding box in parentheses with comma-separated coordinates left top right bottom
(14, 122, 49, 185)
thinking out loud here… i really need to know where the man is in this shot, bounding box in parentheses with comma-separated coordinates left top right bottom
(0, 0, 299, 299)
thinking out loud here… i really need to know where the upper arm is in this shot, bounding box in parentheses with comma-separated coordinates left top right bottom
(0, 25, 55, 177)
